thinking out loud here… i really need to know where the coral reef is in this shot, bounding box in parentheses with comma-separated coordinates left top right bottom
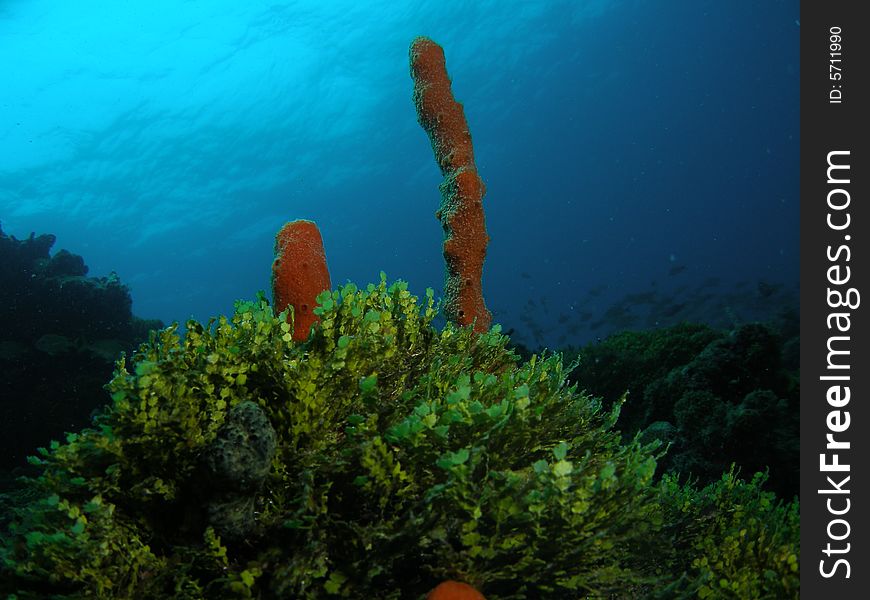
(410, 37, 491, 333)
(271, 219, 332, 340)
(0, 279, 799, 598)
(0, 223, 161, 475)
(565, 322, 799, 498)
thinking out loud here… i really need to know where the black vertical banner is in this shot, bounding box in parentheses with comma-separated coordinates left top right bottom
(801, 1, 869, 597)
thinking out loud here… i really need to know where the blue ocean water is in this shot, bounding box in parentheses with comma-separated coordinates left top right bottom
(0, 0, 799, 349)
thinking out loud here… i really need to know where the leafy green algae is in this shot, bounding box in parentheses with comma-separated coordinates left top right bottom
(0, 276, 798, 599)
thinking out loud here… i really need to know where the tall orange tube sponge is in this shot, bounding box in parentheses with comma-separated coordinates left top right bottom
(271, 219, 331, 341)
(410, 36, 492, 333)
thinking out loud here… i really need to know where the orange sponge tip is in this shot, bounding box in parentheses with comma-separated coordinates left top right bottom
(271, 219, 331, 341)
(427, 580, 486, 600)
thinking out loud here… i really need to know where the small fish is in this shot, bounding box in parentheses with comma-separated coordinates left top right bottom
(624, 291, 657, 305)
(757, 280, 781, 298)
(587, 285, 605, 297)
(661, 302, 687, 318)
(34, 334, 76, 356)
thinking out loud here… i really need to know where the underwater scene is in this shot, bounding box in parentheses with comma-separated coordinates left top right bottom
(1, 1, 799, 598)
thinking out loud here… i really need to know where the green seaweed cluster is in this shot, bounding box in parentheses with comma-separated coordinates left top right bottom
(0, 277, 798, 598)
(656, 470, 800, 599)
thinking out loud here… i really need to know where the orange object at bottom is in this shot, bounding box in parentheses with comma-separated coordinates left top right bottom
(427, 580, 486, 600)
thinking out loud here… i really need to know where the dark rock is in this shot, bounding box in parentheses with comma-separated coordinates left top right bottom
(44, 249, 88, 277)
(196, 401, 277, 542)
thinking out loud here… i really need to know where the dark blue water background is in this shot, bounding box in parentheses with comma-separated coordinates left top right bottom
(0, 0, 799, 349)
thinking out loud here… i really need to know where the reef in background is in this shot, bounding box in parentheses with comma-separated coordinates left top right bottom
(0, 222, 162, 476)
(512, 316, 799, 499)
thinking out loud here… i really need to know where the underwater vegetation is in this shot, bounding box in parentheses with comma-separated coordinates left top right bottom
(0, 37, 799, 598)
(0, 223, 161, 475)
(0, 280, 799, 598)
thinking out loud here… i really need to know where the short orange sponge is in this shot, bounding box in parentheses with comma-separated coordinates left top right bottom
(410, 36, 492, 333)
(271, 219, 331, 341)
